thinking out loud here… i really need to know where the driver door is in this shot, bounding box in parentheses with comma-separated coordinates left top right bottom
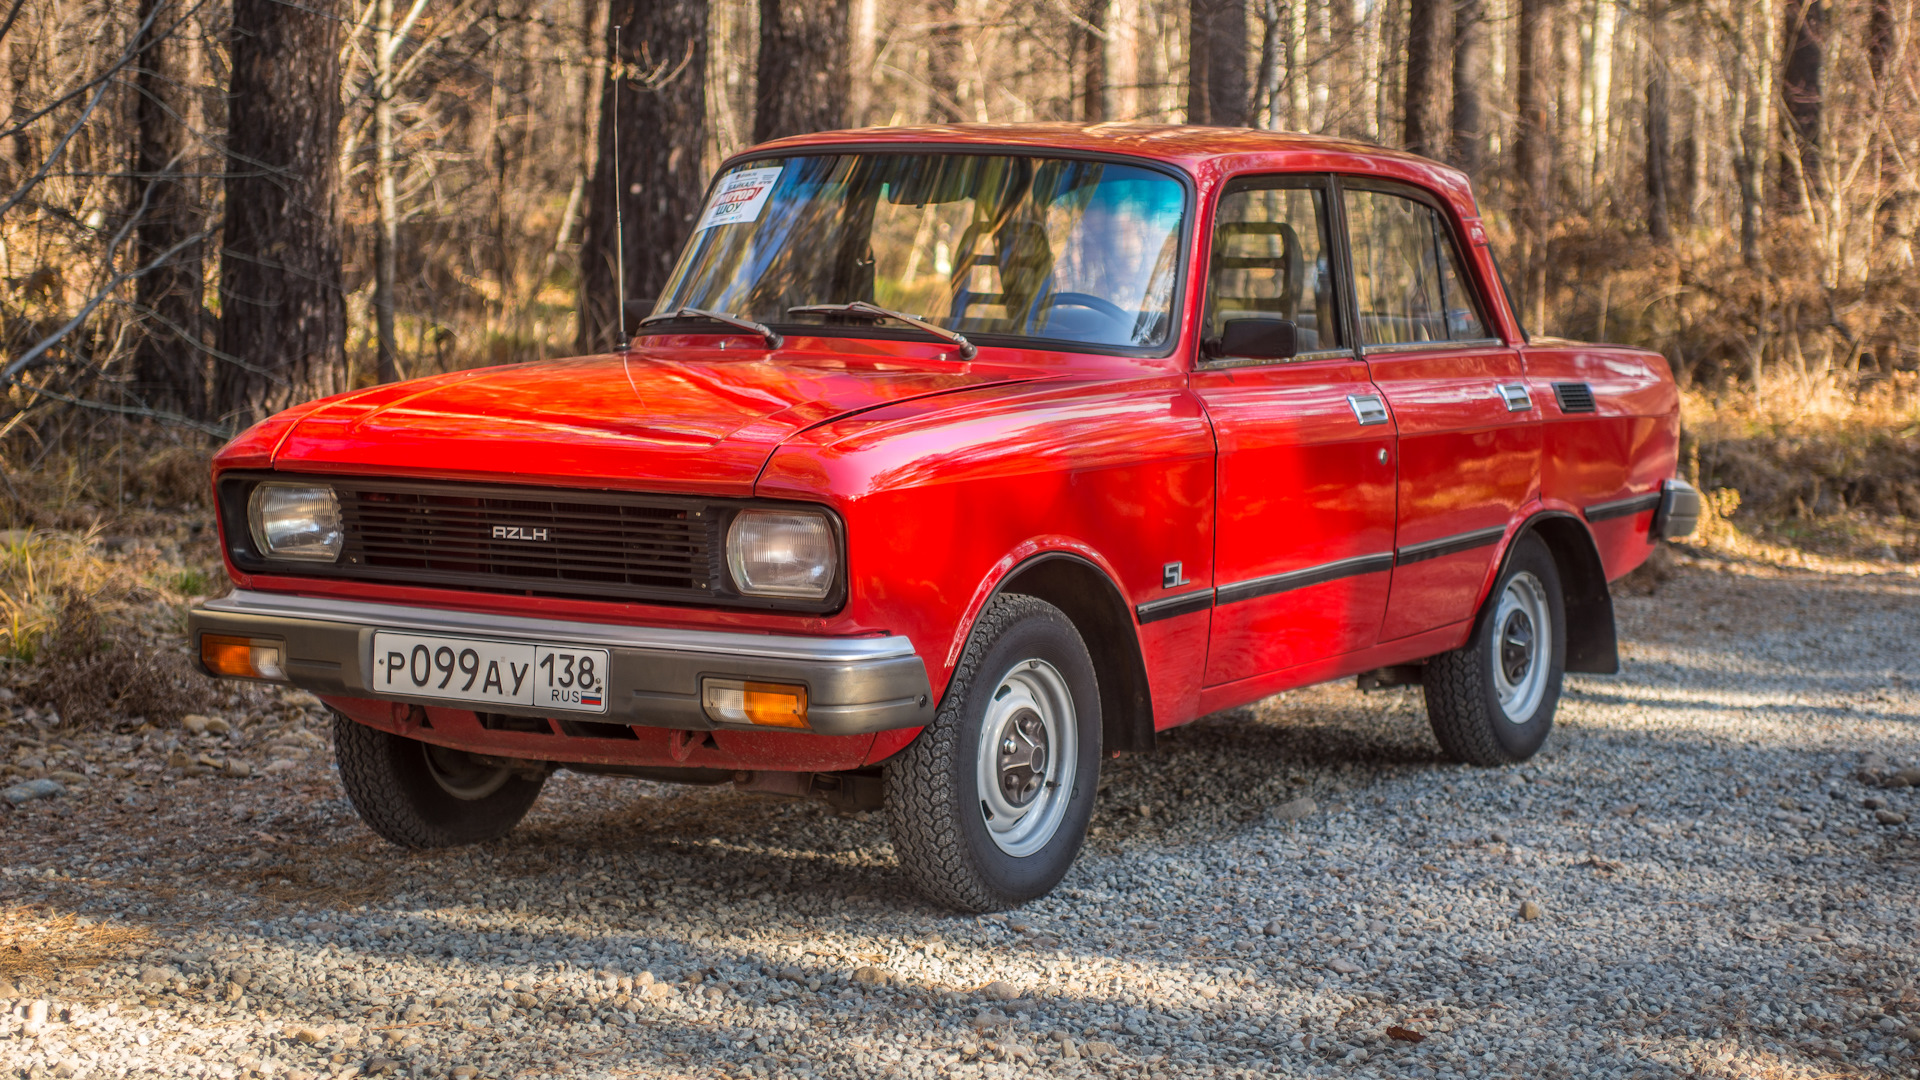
(1191, 175, 1398, 688)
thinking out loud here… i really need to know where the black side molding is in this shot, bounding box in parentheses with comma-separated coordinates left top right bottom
(1394, 526, 1506, 565)
(1135, 590, 1216, 624)
(1583, 491, 1662, 523)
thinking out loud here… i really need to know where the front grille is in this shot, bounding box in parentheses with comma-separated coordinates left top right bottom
(339, 485, 713, 596)
(219, 474, 799, 607)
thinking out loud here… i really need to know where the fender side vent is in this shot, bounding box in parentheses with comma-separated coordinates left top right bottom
(1553, 382, 1597, 413)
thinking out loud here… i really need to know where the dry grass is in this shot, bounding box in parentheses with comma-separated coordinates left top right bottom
(1684, 373, 1920, 567)
(0, 439, 220, 727)
(0, 905, 154, 983)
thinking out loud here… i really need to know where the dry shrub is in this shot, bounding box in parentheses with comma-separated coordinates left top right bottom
(31, 591, 207, 728)
(1688, 377, 1920, 521)
(0, 527, 113, 663)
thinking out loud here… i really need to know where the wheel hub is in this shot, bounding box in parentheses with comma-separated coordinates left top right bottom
(421, 742, 512, 801)
(996, 708, 1050, 807)
(1489, 570, 1553, 724)
(1500, 609, 1535, 683)
(974, 659, 1079, 857)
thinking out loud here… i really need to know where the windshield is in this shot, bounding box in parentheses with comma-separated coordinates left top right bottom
(652, 153, 1189, 350)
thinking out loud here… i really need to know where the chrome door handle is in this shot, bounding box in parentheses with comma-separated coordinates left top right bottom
(1496, 382, 1534, 412)
(1347, 393, 1389, 426)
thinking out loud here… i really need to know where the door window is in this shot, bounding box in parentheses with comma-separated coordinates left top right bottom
(1342, 188, 1488, 346)
(1205, 183, 1342, 353)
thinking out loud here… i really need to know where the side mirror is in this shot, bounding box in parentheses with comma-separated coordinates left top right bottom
(1209, 317, 1298, 360)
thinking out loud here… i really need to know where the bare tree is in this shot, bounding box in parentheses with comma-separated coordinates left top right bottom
(1646, 0, 1672, 243)
(1189, 0, 1249, 125)
(754, 0, 850, 142)
(1513, 0, 1553, 323)
(1404, 0, 1445, 157)
(1450, 0, 1487, 175)
(1779, 0, 1825, 209)
(578, 0, 708, 352)
(129, 0, 207, 418)
(213, 0, 347, 423)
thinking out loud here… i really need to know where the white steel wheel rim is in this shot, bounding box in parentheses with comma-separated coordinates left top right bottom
(1490, 570, 1552, 724)
(421, 743, 512, 801)
(974, 658, 1078, 857)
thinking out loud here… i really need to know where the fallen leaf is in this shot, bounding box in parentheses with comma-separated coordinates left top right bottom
(1386, 1026, 1426, 1043)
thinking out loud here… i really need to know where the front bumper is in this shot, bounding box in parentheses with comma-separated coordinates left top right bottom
(188, 590, 934, 736)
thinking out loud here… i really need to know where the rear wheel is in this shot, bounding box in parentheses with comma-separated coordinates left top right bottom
(1423, 533, 1566, 765)
(885, 595, 1101, 912)
(332, 711, 546, 848)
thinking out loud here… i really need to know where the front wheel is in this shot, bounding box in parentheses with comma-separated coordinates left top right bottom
(885, 595, 1102, 912)
(1423, 532, 1566, 765)
(332, 711, 547, 848)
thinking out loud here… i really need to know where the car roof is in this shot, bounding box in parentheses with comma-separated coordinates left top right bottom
(741, 122, 1481, 212)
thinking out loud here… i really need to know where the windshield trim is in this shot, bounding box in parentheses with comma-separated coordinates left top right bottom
(651, 143, 1198, 361)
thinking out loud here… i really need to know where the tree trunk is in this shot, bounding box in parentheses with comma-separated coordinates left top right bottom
(1253, 0, 1284, 128)
(130, 0, 207, 419)
(1404, 0, 1445, 157)
(1645, 0, 1671, 244)
(1513, 0, 1552, 327)
(577, 0, 707, 353)
(848, 0, 878, 126)
(754, 0, 848, 142)
(1778, 0, 1824, 210)
(373, 0, 401, 383)
(1188, 0, 1249, 126)
(1736, 0, 1771, 266)
(927, 0, 965, 123)
(1082, 0, 1109, 122)
(1449, 0, 1486, 175)
(213, 0, 346, 423)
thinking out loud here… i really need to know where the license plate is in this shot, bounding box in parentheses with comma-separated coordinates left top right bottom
(370, 632, 610, 714)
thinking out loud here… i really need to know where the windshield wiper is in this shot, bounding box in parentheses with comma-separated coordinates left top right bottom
(639, 307, 783, 349)
(787, 301, 977, 360)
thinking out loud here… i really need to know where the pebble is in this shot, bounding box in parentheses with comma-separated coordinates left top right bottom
(1271, 796, 1317, 822)
(1875, 808, 1907, 825)
(1519, 899, 1544, 920)
(2, 777, 64, 804)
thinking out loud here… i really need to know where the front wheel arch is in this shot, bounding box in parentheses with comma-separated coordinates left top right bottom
(986, 552, 1156, 756)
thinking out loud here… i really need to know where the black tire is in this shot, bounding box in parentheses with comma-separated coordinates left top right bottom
(885, 594, 1102, 912)
(331, 711, 547, 848)
(1424, 532, 1566, 766)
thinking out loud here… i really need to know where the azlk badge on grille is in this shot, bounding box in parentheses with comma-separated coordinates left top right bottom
(491, 525, 550, 541)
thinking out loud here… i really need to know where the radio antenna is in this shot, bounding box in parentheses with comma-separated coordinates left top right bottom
(611, 23, 629, 351)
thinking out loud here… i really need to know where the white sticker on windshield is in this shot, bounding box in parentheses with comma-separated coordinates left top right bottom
(696, 167, 783, 231)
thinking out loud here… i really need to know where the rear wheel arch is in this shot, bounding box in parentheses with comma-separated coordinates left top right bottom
(1515, 512, 1618, 675)
(990, 553, 1157, 756)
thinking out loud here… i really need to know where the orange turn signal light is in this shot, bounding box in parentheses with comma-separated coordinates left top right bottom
(201, 634, 287, 681)
(701, 678, 809, 729)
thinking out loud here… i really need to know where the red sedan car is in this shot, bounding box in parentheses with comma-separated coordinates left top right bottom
(191, 124, 1697, 912)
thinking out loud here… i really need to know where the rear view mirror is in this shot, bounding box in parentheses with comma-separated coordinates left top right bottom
(1210, 317, 1298, 360)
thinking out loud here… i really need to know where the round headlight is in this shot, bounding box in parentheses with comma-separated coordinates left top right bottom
(248, 483, 343, 562)
(726, 509, 836, 599)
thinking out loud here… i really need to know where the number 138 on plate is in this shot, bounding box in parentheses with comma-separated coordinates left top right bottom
(370, 631, 610, 714)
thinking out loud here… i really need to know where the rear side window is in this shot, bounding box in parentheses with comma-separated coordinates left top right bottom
(1206, 183, 1342, 352)
(1342, 188, 1488, 346)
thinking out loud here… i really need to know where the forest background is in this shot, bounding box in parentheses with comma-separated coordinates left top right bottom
(0, 0, 1917, 717)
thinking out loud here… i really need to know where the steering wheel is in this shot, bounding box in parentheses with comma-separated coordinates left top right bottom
(1037, 291, 1131, 324)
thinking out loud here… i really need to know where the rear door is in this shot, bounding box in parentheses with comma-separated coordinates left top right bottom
(1191, 175, 1397, 688)
(1337, 178, 1538, 641)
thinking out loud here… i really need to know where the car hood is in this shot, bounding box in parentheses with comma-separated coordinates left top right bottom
(269, 344, 1041, 495)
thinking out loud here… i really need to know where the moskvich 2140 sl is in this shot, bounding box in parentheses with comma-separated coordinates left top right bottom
(191, 124, 1697, 911)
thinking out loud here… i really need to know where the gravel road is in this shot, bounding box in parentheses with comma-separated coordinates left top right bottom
(3, 553, 1918, 1080)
